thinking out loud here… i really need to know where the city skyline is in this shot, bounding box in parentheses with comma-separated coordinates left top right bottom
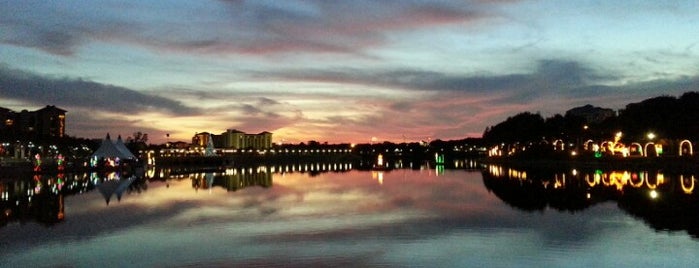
(1, 1, 698, 144)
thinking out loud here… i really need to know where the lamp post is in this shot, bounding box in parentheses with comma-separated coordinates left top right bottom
(647, 132, 655, 141)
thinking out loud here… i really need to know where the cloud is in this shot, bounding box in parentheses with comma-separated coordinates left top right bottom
(257, 59, 699, 141)
(66, 111, 167, 140)
(258, 97, 280, 106)
(262, 58, 696, 106)
(0, 1, 137, 56)
(0, 1, 496, 57)
(265, 60, 607, 97)
(0, 65, 199, 116)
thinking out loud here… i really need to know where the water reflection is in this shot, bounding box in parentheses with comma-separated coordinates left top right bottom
(96, 172, 137, 205)
(3, 161, 699, 266)
(482, 164, 699, 238)
(0, 171, 148, 226)
(0, 162, 359, 227)
(191, 171, 272, 192)
(5, 160, 699, 242)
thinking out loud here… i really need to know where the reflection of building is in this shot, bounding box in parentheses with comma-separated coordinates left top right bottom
(1, 174, 72, 226)
(191, 171, 273, 192)
(0, 105, 66, 138)
(192, 129, 272, 149)
(216, 172, 272, 191)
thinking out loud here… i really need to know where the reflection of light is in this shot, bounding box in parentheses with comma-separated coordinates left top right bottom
(681, 175, 695, 194)
(628, 172, 644, 188)
(586, 174, 598, 187)
(646, 173, 665, 189)
(435, 165, 444, 176)
(649, 190, 658, 199)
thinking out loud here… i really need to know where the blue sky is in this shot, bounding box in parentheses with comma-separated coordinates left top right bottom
(1, 0, 698, 143)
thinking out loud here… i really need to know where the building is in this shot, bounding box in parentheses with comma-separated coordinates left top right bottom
(192, 129, 273, 150)
(565, 104, 615, 124)
(35, 106, 66, 138)
(192, 132, 212, 147)
(0, 105, 66, 138)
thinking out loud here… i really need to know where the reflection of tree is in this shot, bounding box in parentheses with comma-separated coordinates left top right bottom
(617, 186, 699, 239)
(483, 165, 699, 239)
(482, 172, 547, 211)
(128, 167, 148, 194)
(481, 169, 603, 213)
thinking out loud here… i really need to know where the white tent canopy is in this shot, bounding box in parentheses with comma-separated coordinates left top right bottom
(91, 134, 136, 160)
(115, 135, 136, 159)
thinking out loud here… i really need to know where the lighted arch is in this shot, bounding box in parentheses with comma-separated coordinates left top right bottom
(629, 142, 643, 156)
(680, 175, 694, 194)
(584, 140, 595, 151)
(679, 140, 693, 156)
(644, 142, 656, 157)
(612, 142, 629, 157)
(601, 141, 614, 153)
(553, 139, 564, 151)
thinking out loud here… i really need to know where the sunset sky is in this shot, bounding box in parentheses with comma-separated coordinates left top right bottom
(1, 1, 698, 144)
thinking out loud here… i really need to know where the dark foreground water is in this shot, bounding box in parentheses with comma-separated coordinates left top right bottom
(2, 163, 699, 267)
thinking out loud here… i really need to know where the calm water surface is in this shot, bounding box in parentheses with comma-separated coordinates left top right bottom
(2, 163, 699, 267)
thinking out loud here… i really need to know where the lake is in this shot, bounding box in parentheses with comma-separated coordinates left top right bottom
(2, 161, 699, 267)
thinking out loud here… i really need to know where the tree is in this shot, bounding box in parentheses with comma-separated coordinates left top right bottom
(126, 131, 149, 152)
(127, 131, 148, 144)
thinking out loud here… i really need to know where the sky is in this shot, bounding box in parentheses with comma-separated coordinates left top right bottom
(1, 0, 698, 144)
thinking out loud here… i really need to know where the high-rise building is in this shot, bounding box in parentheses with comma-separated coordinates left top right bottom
(35, 106, 67, 137)
(192, 129, 273, 150)
(0, 105, 66, 138)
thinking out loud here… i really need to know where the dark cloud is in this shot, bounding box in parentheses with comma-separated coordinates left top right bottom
(0, 1, 495, 57)
(264, 59, 694, 104)
(0, 1, 137, 56)
(241, 104, 264, 115)
(0, 65, 199, 116)
(66, 111, 167, 140)
(262, 59, 594, 101)
(231, 111, 300, 135)
(258, 97, 280, 106)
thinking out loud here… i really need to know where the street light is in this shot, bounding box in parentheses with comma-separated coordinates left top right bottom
(647, 132, 656, 140)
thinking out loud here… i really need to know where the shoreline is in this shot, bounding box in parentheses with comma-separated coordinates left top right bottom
(481, 155, 699, 172)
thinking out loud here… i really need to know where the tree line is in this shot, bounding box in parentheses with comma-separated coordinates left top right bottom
(482, 92, 699, 145)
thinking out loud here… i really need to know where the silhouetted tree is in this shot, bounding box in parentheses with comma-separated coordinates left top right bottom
(483, 112, 545, 144)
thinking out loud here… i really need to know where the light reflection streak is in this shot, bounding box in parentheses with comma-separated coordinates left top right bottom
(483, 165, 693, 195)
(680, 175, 695, 194)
